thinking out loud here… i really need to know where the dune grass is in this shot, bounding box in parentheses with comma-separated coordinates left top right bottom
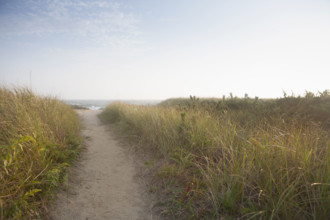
(99, 91, 330, 219)
(0, 87, 81, 219)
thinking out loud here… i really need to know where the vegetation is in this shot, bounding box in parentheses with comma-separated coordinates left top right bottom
(69, 104, 89, 110)
(0, 87, 81, 219)
(99, 91, 330, 219)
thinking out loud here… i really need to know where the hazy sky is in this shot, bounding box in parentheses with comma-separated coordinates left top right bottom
(0, 0, 329, 100)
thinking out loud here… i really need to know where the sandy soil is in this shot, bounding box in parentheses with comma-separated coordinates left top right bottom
(49, 110, 156, 220)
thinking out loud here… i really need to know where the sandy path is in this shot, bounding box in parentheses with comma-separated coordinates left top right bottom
(49, 110, 154, 220)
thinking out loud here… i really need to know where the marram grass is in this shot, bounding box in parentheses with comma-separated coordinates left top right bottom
(0, 87, 81, 219)
(99, 92, 330, 219)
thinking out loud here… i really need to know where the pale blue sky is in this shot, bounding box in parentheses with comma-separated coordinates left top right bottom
(0, 0, 329, 99)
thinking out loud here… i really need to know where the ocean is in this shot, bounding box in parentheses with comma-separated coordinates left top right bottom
(63, 99, 162, 110)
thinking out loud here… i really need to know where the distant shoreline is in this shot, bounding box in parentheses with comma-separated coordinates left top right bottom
(63, 99, 162, 110)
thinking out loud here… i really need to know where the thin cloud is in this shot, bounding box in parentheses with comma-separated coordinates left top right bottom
(0, 0, 141, 49)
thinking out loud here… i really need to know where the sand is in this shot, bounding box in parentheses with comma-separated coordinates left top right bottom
(49, 110, 156, 220)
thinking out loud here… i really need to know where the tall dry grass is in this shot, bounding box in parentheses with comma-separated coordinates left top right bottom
(99, 92, 330, 219)
(0, 87, 81, 219)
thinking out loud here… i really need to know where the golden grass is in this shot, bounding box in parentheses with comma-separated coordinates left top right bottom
(0, 87, 81, 219)
(99, 92, 330, 219)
